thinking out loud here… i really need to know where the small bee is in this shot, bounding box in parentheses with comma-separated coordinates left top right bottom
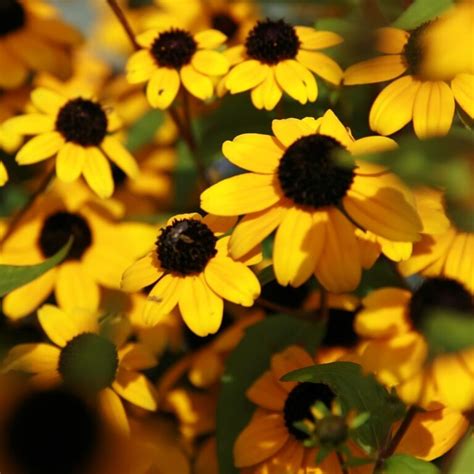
(168, 221, 194, 251)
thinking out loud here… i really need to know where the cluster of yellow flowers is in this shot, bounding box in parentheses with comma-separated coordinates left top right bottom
(0, 1, 472, 473)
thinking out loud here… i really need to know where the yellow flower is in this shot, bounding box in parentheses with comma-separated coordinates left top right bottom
(126, 27, 230, 109)
(121, 213, 261, 336)
(0, 181, 155, 320)
(344, 19, 473, 138)
(2, 305, 158, 434)
(201, 110, 422, 293)
(4, 87, 139, 198)
(221, 19, 343, 110)
(0, 0, 82, 89)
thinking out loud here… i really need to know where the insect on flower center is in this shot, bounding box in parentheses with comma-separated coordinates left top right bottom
(39, 211, 92, 261)
(56, 98, 108, 147)
(5, 388, 99, 474)
(277, 134, 355, 209)
(59, 333, 119, 392)
(211, 12, 239, 41)
(402, 22, 430, 77)
(321, 309, 358, 348)
(245, 19, 300, 65)
(150, 29, 197, 69)
(283, 382, 335, 440)
(156, 218, 217, 275)
(0, 0, 25, 37)
(409, 277, 473, 331)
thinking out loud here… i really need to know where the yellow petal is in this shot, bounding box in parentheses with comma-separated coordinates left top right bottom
(98, 388, 130, 435)
(271, 118, 314, 147)
(143, 274, 181, 326)
(451, 73, 474, 118)
(229, 204, 287, 259)
(369, 75, 421, 135)
(37, 304, 83, 347)
(296, 50, 343, 85)
(348, 136, 398, 155)
(126, 49, 156, 84)
(295, 26, 343, 50)
(413, 81, 455, 138)
(233, 413, 289, 468)
(275, 60, 317, 104)
(200, 173, 281, 216)
(30, 87, 67, 115)
(319, 109, 352, 148)
(194, 29, 227, 49)
(444, 232, 474, 293)
(251, 69, 283, 110)
(315, 209, 361, 293)
(0, 162, 7, 186)
(225, 60, 269, 93)
(16, 132, 64, 165)
(178, 274, 223, 336)
(121, 252, 162, 292)
(180, 64, 214, 100)
(192, 50, 229, 76)
(55, 142, 85, 182)
(204, 256, 260, 306)
(146, 67, 180, 109)
(101, 136, 139, 178)
(246, 370, 288, 411)
(274, 207, 323, 287)
(4, 114, 55, 135)
(2, 343, 60, 373)
(344, 55, 406, 85)
(375, 27, 409, 54)
(271, 345, 315, 392)
(119, 343, 157, 370)
(82, 147, 114, 198)
(113, 368, 158, 411)
(222, 133, 283, 174)
(202, 214, 237, 236)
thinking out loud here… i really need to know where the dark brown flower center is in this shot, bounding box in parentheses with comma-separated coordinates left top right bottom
(277, 134, 355, 208)
(156, 218, 217, 275)
(39, 211, 93, 261)
(245, 19, 300, 65)
(211, 11, 239, 41)
(56, 98, 108, 147)
(150, 28, 197, 69)
(0, 0, 25, 37)
(283, 382, 335, 440)
(402, 23, 430, 76)
(5, 388, 99, 474)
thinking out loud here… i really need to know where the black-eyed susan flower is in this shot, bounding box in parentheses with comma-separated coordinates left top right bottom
(0, 181, 155, 320)
(2, 304, 158, 429)
(121, 213, 261, 336)
(221, 19, 343, 110)
(126, 27, 229, 109)
(344, 18, 473, 138)
(4, 87, 138, 198)
(0, 0, 82, 89)
(201, 110, 422, 293)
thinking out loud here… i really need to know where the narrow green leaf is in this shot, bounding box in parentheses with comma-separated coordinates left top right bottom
(216, 315, 324, 474)
(0, 238, 72, 296)
(392, 0, 453, 29)
(382, 454, 440, 473)
(282, 362, 405, 452)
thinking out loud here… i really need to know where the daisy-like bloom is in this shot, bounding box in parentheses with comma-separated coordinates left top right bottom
(126, 26, 230, 109)
(201, 110, 422, 293)
(0, 0, 82, 89)
(0, 181, 155, 320)
(121, 213, 261, 336)
(2, 304, 158, 433)
(344, 19, 473, 138)
(4, 87, 139, 198)
(355, 277, 474, 411)
(221, 19, 343, 110)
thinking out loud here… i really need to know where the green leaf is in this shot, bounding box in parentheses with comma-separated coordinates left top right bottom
(282, 362, 405, 452)
(449, 430, 474, 474)
(216, 315, 324, 474)
(0, 238, 72, 297)
(125, 109, 164, 152)
(392, 0, 453, 29)
(382, 454, 440, 473)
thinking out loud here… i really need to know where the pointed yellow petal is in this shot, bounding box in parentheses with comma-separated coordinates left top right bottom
(98, 388, 130, 435)
(101, 136, 139, 178)
(451, 73, 474, 118)
(82, 147, 114, 198)
(319, 109, 352, 148)
(275, 60, 317, 104)
(16, 132, 64, 165)
(296, 50, 343, 84)
(295, 26, 343, 50)
(38, 304, 83, 347)
(146, 67, 180, 109)
(121, 252, 162, 292)
(143, 274, 181, 325)
(344, 55, 406, 85)
(251, 69, 283, 110)
(348, 136, 398, 155)
(180, 64, 213, 100)
(55, 142, 85, 182)
(113, 368, 158, 410)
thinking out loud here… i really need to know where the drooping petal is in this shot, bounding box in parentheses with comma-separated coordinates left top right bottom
(146, 67, 180, 109)
(55, 142, 85, 182)
(101, 136, 139, 178)
(275, 60, 317, 104)
(369, 75, 421, 135)
(246, 370, 288, 411)
(121, 252, 162, 292)
(344, 55, 406, 85)
(16, 132, 64, 165)
(251, 69, 283, 111)
(180, 65, 213, 101)
(296, 50, 343, 84)
(200, 173, 281, 216)
(451, 73, 474, 118)
(113, 368, 158, 411)
(82, 147, 114, 198)
(143, 274, 181, 326)
(98, 388, 130, 435)
(225, 60, 269, 93)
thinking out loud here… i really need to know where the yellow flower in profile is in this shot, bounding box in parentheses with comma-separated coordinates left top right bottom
(0, 181, 155, 320)
(0, 0, 82, 89)
(201, 110, 422, 293)
(221, 19, 343, 110)
(2, 305, 158, 431)
(344, 19, 473, 138)
(126, 27, 230, 109)
(121, 213, 261, 336)
(4, 87, 139, 198)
